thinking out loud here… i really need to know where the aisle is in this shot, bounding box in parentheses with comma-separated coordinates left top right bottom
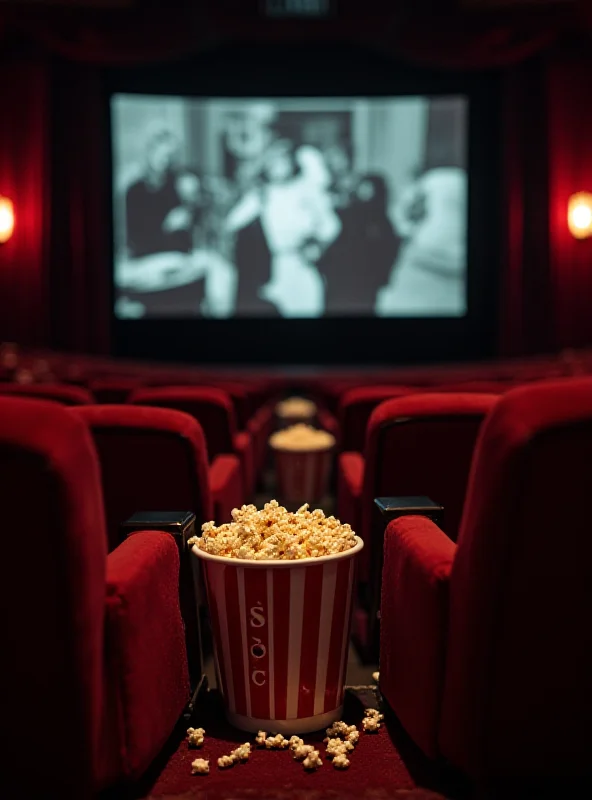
(105, 688, 463, 800)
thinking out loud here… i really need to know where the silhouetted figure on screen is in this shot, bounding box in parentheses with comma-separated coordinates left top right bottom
(116, 127, 209, 317)
(319, 174, 401, 315)
(125, 128, 193, 258)
(227, 139, 339, 317)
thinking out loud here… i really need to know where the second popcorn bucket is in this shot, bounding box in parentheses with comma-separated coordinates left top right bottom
(270, 425, 335, 505)
(191, 506, 363, 735)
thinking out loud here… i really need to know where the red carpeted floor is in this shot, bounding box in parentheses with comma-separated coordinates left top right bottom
(103, 687, 468, 800)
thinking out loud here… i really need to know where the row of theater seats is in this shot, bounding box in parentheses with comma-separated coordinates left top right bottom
(1, 344, 592, 791)
(2, 376, 592, 795)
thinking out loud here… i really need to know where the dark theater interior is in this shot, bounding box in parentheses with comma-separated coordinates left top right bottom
(1, 1, 592, 798)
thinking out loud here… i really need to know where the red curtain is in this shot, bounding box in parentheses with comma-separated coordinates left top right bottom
(0, 53, 50, 346)
(49, 62, 111, 354)
(499, 56, 556, 357)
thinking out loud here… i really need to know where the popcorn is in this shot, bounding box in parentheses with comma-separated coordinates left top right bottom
(255, 730, 267, 746)
(302, 749, 323, 770)
(326, 721, 357, 739)
(362, 716, 381, 733)
(269, 423, 335, 452)
(186, 726, 205, 748)
(231, 742, 251, 763)
(325, 738, 354, 759)
(364, 708, 384, 722)
(217, 754, 235, 769)
(265, 733, 289, 749)
(372, 671, 380, 683)
(276, 397, 317, 420)
(289, 735, 304, 751)
(346, 730, 360, 746)
(191, 757, 209, 775)
(293, 744, 315, 761)
(190, 501, 357, 561)
(333, 753, 350, 770)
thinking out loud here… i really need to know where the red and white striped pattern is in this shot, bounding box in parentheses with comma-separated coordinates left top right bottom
(273, 448, 333, 503)
(194, 539, 362, 734)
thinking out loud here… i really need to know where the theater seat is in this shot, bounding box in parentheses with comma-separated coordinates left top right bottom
(0, 381, 93, 405)
(72, 405, 241, 549)
(129, 386, 255, 498)
(380, 379, 592, 779)
(0, 398, 189, 797)
(340, 393, 497, 657)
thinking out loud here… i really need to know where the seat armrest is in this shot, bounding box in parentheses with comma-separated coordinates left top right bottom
(209, 454, 243, 522)
(99, 531, 189, 785)
(380, 515, 456, 759)
(233, 430, 254, 496)
(337, 451, 364, 530)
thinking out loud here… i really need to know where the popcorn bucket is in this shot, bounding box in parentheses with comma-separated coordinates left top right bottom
(272, 445, 333, 504)
(192, 537, 363, 734)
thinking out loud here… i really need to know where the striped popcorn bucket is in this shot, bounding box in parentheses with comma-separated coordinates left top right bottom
(272, 446, 333, 504)
(192, 537, 363, 734)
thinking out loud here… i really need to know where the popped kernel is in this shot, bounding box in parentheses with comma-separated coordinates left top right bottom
(372, 671, 380, 683)
(217, 754, 235, 769)
(302, 749, 323, 770)
(364, 708, 384, 722)
(269, 423, 335, 452)
(325, 738, 354, 758)
(293, 744, 315, 761)
(265, 733, 289, 749)
(333, 753, 350, 770)
(255, 730, 267, 747)
(326, 721, 357, 739)
(276, 397, 317, 420)
(191, 501, 357, 561)
(191, 758, 209, 775)
(231, 742, 251, 763)
(289, 735, 304, 751)
(362, 716, 381, 733)
(346, 730, 360, 746)
(186, 727, 205, 748)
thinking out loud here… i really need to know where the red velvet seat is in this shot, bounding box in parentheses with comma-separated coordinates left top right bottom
(0, 381, 93, 405)
(0, 398, 189, 797)
(72, 405, 242, 549)
(339, 393, 498, 655)
(379, 379, 592, 780)
(129, 385, 255, 498)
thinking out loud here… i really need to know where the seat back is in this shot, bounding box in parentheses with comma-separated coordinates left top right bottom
(0, 382, 94, 405)
(441, 378, 592, 778)
(0, 398, 106, 798)
(362, 393, 497, 580)
(338, 385, 412, 452)
(88, 377, 144, 404)
(73, 405, 213, 552)
(129, 386, 236, 462)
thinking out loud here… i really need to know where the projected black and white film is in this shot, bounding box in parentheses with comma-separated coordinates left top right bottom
(111, 95, 468, 318)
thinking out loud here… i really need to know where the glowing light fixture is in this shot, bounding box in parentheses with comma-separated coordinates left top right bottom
(0, 195, 15, 244)
(568, 192, 592, 240)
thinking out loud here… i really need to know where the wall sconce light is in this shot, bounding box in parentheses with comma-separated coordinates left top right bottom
(0, 195, 15, 244)
(568, 192, 592, 240)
